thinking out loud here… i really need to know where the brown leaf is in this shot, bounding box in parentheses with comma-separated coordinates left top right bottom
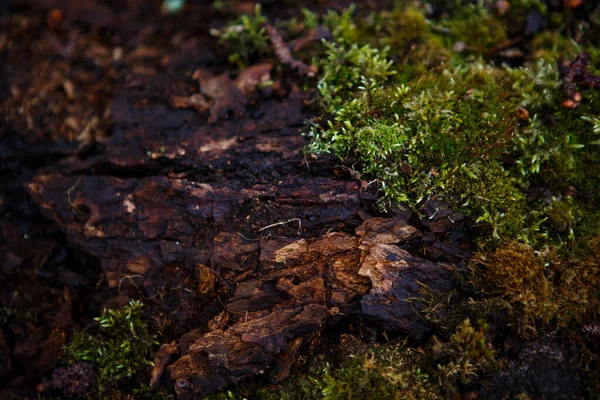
(127, 256, 155, 275)
(234, 63, 272, 95)
(194, 71, 248, 122)
(150, 341, 179, 389)
(171, 93, 210, 111)
(196, 263, 215, 294)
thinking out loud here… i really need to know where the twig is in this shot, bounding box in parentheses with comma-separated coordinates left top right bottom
(67, 176, 83, 212)
(217, 294, 248, 322)
(118, 274, 144, 295)
(258, 218, 302, 232)
(559, 52, 600, 108)
(266, 24, 318, 77)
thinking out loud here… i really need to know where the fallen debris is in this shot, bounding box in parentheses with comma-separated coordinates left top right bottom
(266, 24, 318, 78)
(559, 52, 600, 109)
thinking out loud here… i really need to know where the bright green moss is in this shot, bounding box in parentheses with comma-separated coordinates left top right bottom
(322, 5, 360, 45)
(63, 300, 159, 394)
(306, 4, 600, 249)
(212, 4, 270, 67)
(316, 40, 395, 110)
(309, 45, 536, 244)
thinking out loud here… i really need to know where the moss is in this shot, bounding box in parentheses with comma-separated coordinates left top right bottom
(471, 239, 600, 337)
(212, 4, 270, 67)
(530, 31, 580, 62)
(430, 319, 495, 394)
(363, 7, 429, 52)
(444, 4, 507, 50)
(304, 4, 600, 249)
(62, 300, 159, 394)
(322, 5, 360, 45)
(471, 242, 558, 336)
(308, 41, 538, 245)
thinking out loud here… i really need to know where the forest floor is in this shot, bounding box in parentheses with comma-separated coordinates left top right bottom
(1, 0, 600, 399)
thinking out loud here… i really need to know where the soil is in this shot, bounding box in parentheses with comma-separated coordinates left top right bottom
(0, 1, 585, 399)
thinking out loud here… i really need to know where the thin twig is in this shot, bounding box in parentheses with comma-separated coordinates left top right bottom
(217, 294, 248, 322)
(67, 176, 83, 212)
(258, 218, 302, 232)
(266, 24, 318, 77)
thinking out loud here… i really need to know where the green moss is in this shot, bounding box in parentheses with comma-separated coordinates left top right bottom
(444, 4, 507, 50)
(315, 40, 395, 111)
(305, 4, 600, 249)
(431, 319, 495, 393)
(275, 321, 493, 400)
(470, 239, 600, 337)
(530, 32, 580, 62)
(63, 300, 159, 394)
(212, 4, 270, 67)
(363, 7, 429, 52)
(322, 5, 360, 45)
(308, 41, 538, 244)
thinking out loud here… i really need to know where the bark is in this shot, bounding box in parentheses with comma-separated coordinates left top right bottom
(24, 56, 456, 397)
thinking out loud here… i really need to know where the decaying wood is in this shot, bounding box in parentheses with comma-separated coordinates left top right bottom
(25, 55, 459, 397)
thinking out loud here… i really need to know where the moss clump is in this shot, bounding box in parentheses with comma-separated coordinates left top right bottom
(471, 242, 558, 336)
(363, 7, 429, 52)
(530, 31, 580, 62)
(444, 4, 507, 50)
(322, 5, 360, 45)
(317, 338, 436, 400)
(62, 300, 159, 394)
(212, 4, 270, 67)
(210, 319, 496, 400)
(308, 36, 536, 243)
(430, 319, 495, 394)
(305, 4, 600, 249)
(315, 40, 395, 110)
(471, 240, 600, 337)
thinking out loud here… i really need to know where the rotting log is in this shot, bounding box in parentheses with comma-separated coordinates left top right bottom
(25, 62, 459, 397)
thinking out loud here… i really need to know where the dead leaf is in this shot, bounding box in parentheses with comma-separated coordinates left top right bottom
(171, 93, 210, 111)
(196, 263, 215, 294)
(234, 63, 272, 95)
(196, 72, 248, 122)
(127, 256, 155, 275)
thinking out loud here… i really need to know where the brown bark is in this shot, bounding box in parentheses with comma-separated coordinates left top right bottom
(24, 52, 457, 397)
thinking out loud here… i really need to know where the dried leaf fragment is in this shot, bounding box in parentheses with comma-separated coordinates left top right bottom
(171, 93, 210, 111)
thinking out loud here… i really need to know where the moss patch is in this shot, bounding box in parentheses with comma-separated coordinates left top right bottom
(62, 300, 160, 396)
